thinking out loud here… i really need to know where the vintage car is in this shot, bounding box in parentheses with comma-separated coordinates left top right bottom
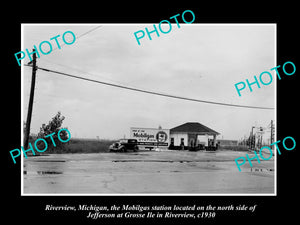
(109, 139, 139, 152)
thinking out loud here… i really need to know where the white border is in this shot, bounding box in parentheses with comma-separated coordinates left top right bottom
(21, 23, 277, 196)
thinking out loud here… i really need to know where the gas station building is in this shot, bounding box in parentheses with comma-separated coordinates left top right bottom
(169, 122, 220, 150)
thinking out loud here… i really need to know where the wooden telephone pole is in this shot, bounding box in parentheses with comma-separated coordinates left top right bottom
(24, 50, 37, 149)
(270, 120, 274, 148)
(250, 126, 255, 150)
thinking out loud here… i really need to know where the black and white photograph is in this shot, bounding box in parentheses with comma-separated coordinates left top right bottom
(4, 5, 298, 224)
(21, 24, 276, 195)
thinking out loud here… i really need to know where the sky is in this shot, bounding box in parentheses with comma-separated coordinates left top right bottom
(22, 24, 276, 140)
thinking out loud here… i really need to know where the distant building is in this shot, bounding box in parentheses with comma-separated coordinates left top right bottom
(129, 122, 221, 151)
(169, 122, 220, 150)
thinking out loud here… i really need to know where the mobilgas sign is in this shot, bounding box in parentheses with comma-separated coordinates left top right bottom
(130, 128, 170, 146)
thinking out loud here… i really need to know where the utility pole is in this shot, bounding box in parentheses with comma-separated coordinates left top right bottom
(24, 50, 37, 149)
(250, 126, 255, 150)
(270, 120, 274, 149)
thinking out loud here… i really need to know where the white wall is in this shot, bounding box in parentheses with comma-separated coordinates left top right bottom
(170, 133, 188, 146)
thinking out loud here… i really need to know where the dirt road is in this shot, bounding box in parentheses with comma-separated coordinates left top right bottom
(23, 150, 275, 195)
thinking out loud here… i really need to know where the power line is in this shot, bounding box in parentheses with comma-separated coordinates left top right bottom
(76, 25, 103, 39)
(50, 25, 103, 53)
(38, 57, 142, 89)
(25, 26, 103, 64)
(25, 65, 274, 110)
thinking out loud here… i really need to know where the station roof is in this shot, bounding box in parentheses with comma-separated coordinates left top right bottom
(170, 122, 220, 135)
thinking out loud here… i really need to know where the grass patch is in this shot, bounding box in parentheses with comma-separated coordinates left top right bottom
(29, 136, 116, 154)
(64, 139, 116, 153)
